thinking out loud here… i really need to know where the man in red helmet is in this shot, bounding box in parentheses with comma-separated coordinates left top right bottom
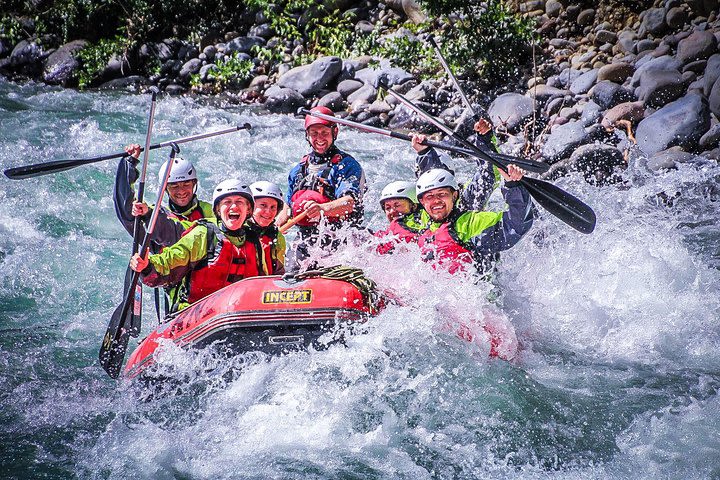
(282, 106, 366, 267)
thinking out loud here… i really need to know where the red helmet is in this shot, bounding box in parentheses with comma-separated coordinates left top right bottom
(304, 106, 337, 130)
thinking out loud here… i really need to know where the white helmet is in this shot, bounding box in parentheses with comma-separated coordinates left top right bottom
(212, 179, 254, 210)
(379, 181, 417, 206)
(250, 181, 284, 207)
(158, 157, 197, 184)
(416, 168, 458, 199)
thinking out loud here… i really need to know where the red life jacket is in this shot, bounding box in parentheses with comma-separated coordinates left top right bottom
(375, 219, 421, 255)
(291, 153, 343, 227)
(186, 224, 262, 304)
(258, 229, 282, 275)
(417, 221, 474, 274)
(167, 198, 210, 222)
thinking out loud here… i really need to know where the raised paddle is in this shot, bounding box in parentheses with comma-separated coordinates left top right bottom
(279, 211, 310, 234)
(121, 92, 158, 336)
(99, 143, 180, 379)
(384, 87, 597, 234)
(426, 34, 480, 120)
(126, 91, 157, 337)
(4, 123, 252, 180)
(298, 108, 548, 174)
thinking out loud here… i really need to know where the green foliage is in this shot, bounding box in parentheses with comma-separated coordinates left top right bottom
(76, 35, 130, 89)
(193, 52, 254, 90)
(0, 17, 24, 44)
(417, 0, 536, 84)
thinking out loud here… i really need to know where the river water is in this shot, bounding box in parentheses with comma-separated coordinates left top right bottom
(1, 78, 719, 479)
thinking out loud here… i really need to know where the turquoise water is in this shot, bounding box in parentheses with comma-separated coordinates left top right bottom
(1, 78, 719, 479)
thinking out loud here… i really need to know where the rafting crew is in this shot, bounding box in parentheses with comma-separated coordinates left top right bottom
(414, 164, 534, 275)
(247, 181, 287, 275)
(129, 179, 265, 312)
(279, 106, 366, 268)
(114, 143, 214, 247)
(373, 118, 501, 256)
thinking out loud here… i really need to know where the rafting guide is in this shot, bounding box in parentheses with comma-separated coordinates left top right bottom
(280, 106, 367, 270)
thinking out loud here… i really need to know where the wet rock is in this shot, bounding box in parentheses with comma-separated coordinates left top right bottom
(249, 23, 274, 39)
(595, 30, 617, 45)
(630, 55, 682, 87)
(541, 121, 590, 162)
(597, 62, 634, 83)
(10, 39, 43, 66)
(226, 36, 265, 54)
(488, 93, 535, 133)
(676, 29, 718, 64)
(617, 31, 637, 54)
(317, 91, 345, 111)
(683, 59, 707, 74)
(354, 64, 414, 89)
(545, 0, 563, 18)
(580, 101, 602, 126)
(639, 8, 668, 37)
(634, 69, 686, 108)
(347, 83, 378, 104)
(636, 39, 658, 53)
(636, 94, 710, 155)
(647, 149, 698, 171)
(577, 9, 595, 26)
(526, 84, 568, 104)
(368, 99, 393, 114)
(709, 77, 720, 118)
(264, 86, 306, 113)
(565, 143, 625, 185)
(569, 69, 598, 95)
(699, 123, 720, 150)
(601, 101, 646, 128)
(43, 39, 87, 86)
(591, 81, 637, 110)
(164, 84, 186, 95)
(98, 76, 150, 90)
(337, 79, 363, 98)
(666, 6, 688, 28)
(278, 56, 342, 97)
(405, 80, 436, 102)
(178, 58, 203, 81)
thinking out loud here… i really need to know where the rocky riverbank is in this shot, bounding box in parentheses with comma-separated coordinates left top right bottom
(2, 0, 720, 185)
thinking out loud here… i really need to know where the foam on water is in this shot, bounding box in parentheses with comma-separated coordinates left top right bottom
(1, 79, 719, 479)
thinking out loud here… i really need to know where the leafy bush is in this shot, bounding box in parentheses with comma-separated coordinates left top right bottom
(76, 35, 131, 88)
(191, 52, 254, 91)
(417, 0, 536, 84)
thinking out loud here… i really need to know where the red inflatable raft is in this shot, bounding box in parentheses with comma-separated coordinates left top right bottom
(124, 274, 374, 378)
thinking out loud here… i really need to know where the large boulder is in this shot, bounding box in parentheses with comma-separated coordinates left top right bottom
(703, 54, 720, 97)
(277, 56, 342, 97)
(488, 93, 535, 133)
(264, 86, 306, 113)
(225, 36, 265, 54)
(568, 69, 598, 95)
(709, 77, 720, 118)
(634, 69, 686, 108)
(601, 101, 646, 129)
(541, 121, 590, 162)
(676, 29, 717, 64)
(636, 94, 710, 156)
(638, 8, 668, 37)
(597, 62, 634, 83)
(9, 39, 43, 67)
(630, 55, 682, 88)
(43, 39, 87, 86)
(353, 64, 414, 89)
(590, 81, 637, 110)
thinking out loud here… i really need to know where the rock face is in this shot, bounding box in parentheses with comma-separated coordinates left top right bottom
(43, 40, 87, 86)
(277, 56, 342, 97)
(636, 94, 710, 156)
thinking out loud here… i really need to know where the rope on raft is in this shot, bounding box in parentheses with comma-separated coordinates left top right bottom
(283, 265, 384, 314)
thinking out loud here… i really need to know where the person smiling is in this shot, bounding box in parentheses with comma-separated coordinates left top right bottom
(415, 165, 535, 275)
(281, 106, 366, 268)
(129, 179, 265, 312)
(114, 143, 214, 247)
(247, 181, 287, 275)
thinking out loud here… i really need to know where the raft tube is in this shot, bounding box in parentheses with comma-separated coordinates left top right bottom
(124, 275, 373, 378)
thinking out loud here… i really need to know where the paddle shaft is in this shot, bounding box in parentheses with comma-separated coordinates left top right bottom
(385, 88, 596, 234)
(279, 211, 310, 234)
(4, 123, 252, 180)
(427, 35, 476, 117)
(298, 108, 548, 174)
(99, 143, 180, 378)
(133, 91, 158, 251)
